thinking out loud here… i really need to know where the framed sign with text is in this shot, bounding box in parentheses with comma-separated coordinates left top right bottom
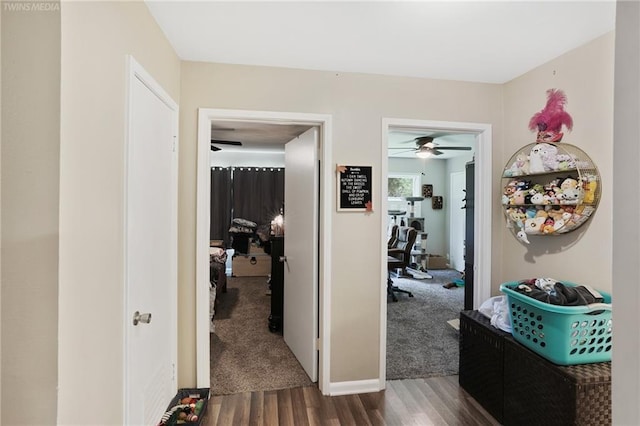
(337, 165, 373, 212)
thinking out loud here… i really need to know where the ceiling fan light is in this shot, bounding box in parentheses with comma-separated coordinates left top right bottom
(415, 147, 432, 158)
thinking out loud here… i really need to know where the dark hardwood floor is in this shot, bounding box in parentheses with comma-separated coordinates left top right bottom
(202, 375, 500, 426)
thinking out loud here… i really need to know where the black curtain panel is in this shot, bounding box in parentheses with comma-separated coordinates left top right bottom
(210, 167, 232, 245)
(233, 167, 285, 226)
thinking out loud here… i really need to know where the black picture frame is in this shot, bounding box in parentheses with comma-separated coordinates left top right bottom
(337, 165, 373, 212)
(432, 196, 443, 210)
(422, 184, 433, 198)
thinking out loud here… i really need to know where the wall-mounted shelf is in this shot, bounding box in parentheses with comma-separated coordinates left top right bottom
(502, 142, 601, 239)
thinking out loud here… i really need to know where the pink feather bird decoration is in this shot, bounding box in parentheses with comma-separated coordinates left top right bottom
(529, 89, 573, 143)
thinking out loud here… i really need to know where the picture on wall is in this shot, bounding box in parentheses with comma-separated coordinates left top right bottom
(432, 196, 443, 210)
(422, 184, 433, 198)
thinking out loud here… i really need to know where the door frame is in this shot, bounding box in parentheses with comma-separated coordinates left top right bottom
(380, 118, 492, 382)
(124, 55, 179, 423)
(195, 108, 333, 393)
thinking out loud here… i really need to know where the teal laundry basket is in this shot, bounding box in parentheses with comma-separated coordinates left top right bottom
(500, 281, 612, 365)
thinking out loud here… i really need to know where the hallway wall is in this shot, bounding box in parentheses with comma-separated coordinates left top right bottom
(178, 61, 503, 385)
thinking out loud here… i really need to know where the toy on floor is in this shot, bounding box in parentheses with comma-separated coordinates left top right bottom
(157, 396, 205, 426)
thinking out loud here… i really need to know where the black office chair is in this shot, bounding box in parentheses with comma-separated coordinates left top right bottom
(387, 226, 417, 301)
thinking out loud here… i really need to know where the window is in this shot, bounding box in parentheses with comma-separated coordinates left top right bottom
(388, 173, 420, 199)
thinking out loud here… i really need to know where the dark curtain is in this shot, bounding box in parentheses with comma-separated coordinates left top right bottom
(210, 167, 232, 245)
(233, 167, 285, 226)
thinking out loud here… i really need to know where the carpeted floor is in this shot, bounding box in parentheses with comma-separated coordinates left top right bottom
(211, 270, 463, 394)
(386, 269, 464, 380)
(210, 276, 313, 395)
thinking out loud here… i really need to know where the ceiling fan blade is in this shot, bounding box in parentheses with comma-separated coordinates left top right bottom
(211, 139, 242, 146)
(396, 137, 424, 145)
(389, 149, 416, 156)
(434, 146, 472, 151)
(431, 149, 444, 156)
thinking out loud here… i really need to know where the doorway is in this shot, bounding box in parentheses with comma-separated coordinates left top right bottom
(380, 118, 492, 381)
(195, 109, 333, 394)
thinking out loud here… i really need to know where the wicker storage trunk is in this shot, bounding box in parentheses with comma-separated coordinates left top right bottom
(503, 338, 611, 425)
(459, 310, 511, 423)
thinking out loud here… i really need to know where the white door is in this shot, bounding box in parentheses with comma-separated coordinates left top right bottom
(449, 171, 465, 271)
(283, 127, 319, 381)
(125, 58, 178, 425)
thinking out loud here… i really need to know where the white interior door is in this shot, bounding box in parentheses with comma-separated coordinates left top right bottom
(125, 58, 178, 425)
(283, 127, 319, 381)
(449, 171, 465, 271)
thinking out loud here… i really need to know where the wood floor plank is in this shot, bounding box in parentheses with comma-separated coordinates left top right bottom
(346, 394, 373, 426)
(263, 390, 279, 426)
(248, 390, 264, 426)
(428, 376, 483, 425)
(302, 386, 324, 426)
(441, 376, 501, 426)
(318, 393, 340, 424)
(214, 392, 242, 426)
(402, 379, 448, 426)
(413, 377, 462, 425)
(206, 376, 500, 426)
(332, 394, 358, 425)
(290, 386, 310, 426)
(381, 381, 414, 425)
(203, 394, 223, 425)
(276, 388, 295, 426)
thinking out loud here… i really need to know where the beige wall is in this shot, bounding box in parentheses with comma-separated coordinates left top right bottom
(612, 1, 640, 423)
(58, 2, 180, 423)
(501, 33, 614, 292)
(178, 62, 503, 383)
(1, 3, 61, 425)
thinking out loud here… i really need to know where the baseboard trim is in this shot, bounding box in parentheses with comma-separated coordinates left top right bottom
(327, 379, 384, 396)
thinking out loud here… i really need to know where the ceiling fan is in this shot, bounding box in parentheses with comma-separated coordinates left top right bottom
(210, 139, 242, 151)
(389, 135, 472, 158)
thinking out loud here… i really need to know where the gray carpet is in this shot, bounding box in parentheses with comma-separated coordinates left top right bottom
(210, 276, 313, 395)
(386, 269, 464, 380)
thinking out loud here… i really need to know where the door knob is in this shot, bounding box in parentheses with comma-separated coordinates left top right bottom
(133, 311, 152, 326)
(279, 256, 287, 263)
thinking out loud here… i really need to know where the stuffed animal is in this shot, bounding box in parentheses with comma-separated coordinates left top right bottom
(528, 143, 558, 173)
(516, 228, 530, 244)
(505, 152, 530, 177)
(547, 207, 566, 221)
(542, 217, 556, 234)
(507, 208, 527, 229)
(556, 153, 577, 170)
(528, 144, 546, 173)
(560, 177, 579, 191)
(524, 216, 546, 234)
(553, 218, 566, 231)
(511, 189, 526, 205)
(559, 187, 582, 205)
(530, 193, 546, 205)
(582, 176, 598, 204)
(540, 143, 559, 171)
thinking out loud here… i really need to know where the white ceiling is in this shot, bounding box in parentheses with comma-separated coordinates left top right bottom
(146, 0, 616, 156)
(146, 1, 615, 84)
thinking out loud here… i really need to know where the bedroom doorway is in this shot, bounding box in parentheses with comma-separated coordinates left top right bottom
(381, 118, 492, 382)
(195, 109, 333, 394)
